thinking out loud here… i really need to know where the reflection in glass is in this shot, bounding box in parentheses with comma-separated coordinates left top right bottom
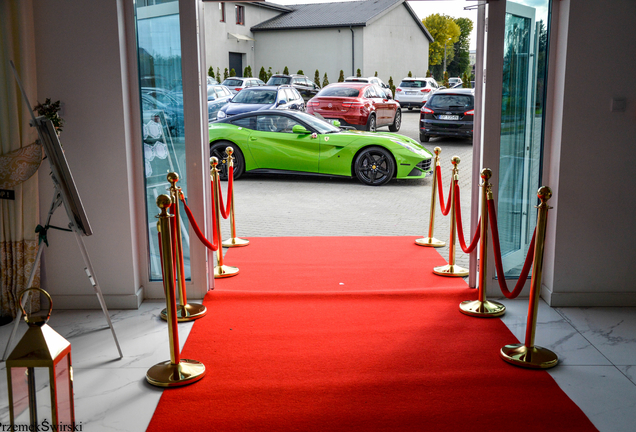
(498, 0, 551, 277)
(135, 2, 191, 281)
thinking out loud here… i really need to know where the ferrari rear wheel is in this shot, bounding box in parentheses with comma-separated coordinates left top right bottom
(353, 146, 395, 186)
(210, 141, 245, 180)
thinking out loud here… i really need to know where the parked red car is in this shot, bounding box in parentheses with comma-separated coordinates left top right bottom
(306, 82, 401, 132)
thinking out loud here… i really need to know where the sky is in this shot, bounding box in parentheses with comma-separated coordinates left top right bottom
(269, 0, 479, 50)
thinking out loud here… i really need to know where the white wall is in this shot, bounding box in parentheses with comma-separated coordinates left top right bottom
(254, 27, 361, 84)
(363, 3, 429, 83)
(542, 0, 636, 306)
(33, 0, 143, 309)
(203, 2, 282, 77)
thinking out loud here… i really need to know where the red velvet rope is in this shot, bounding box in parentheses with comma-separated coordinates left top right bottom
(178, 192, 219, 251)
(454, 182, 480, 253)
(487, 199, 537, 299)
(218, 165, 234, 219)
(436, 165, 453, 216)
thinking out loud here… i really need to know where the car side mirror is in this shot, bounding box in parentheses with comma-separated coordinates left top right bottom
(331, 120, 341, 127)
(277, 100, 287, 107)
(292, 124, 310, 134)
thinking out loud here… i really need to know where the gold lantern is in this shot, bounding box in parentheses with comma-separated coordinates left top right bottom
(6, 288, 75, 430)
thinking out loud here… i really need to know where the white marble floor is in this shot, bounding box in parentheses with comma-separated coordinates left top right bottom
(1, 298, 635, 431)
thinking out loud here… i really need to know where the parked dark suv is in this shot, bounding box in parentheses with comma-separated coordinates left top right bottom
(419, 88, 474, 142)
(266, 74, 320, 101)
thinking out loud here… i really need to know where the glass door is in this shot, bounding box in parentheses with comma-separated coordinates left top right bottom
(482, 0, 551, 285)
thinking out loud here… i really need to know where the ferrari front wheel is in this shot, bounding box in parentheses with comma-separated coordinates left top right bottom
(210, 141, 245, 180)
(353, 146, 395, 186)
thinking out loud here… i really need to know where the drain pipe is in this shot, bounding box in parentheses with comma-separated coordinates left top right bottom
(350, 26, 355, 76)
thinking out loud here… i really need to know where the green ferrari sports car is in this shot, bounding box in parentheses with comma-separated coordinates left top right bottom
(208, 110, 433, 186)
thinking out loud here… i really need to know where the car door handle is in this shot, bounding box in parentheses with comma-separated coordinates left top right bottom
(250, 136, 257, 141)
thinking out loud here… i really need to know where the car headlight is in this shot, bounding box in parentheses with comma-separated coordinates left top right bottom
(392, 139, 429, 157)
(217, 110, 226, 119)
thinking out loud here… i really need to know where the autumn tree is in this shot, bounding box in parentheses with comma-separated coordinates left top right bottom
(423, 14, 461, 80)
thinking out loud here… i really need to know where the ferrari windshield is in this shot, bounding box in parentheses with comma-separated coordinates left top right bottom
(294, 112, 340, 134)
(232, 89, 277, 104)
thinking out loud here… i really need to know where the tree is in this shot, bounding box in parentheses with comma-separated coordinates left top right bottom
(224, 68, 229, 80)
(374, 71, 378, 77)
(230, 68, 236, 77)
(426, 70, 431, 78)
(243, 66, 249, 77)
(338, 70, 345, 82)
(217, 67, 221, 82)
(297, 69, 304, 75)
(447, 17, 474, 78)
(462, 71, 471, 88)
(259, 66, 267, 82)
(388, 76, 395, 97)
(208, 66, 214, 79)
(322, 72, 329, 87)
(443, 71, 449, 87)
(267, 67, 273, 81)
(356, 68, 361, 77)
(408, 71, 412, 77)
(314, 69, 321, 87)
(247, 65, 253, 77)
(283, 66, 289, 75)
(423, 14, 461, 73)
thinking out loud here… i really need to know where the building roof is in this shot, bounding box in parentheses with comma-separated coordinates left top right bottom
(251, 0, 433, 42)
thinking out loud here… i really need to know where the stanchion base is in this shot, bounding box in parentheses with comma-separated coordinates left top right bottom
(459, 300, 506, 317)
(222, 237, 250, 248)
(160, 303, 207, 322)
(500, 344, 558, 369)
(433, 264, 469, 277)
(146, 359, 206, 387)
(415, 237, 446, 248)
(215, 264, 239, 279)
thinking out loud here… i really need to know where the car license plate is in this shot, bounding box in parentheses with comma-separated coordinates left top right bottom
(406, 91, 418, 95)
(439, 115, 459, 120)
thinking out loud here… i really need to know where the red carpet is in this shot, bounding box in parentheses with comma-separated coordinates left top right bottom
(147, 237, 597, 432)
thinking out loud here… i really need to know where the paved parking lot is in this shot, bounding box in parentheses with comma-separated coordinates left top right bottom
(223, 109, 476, 269)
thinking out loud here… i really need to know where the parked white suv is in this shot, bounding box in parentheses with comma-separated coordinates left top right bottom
(394, 77, 439, 110)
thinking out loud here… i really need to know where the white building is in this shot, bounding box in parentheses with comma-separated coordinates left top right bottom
(203, 0, 433, 84)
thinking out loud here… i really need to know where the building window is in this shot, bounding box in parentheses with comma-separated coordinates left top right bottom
(236, 5, 244, 25)
(220, 2, 225, 22)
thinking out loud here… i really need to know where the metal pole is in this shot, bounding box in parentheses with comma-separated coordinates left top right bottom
(415, 147, 445, 248)
(500, 186, 558, 369)
(222, 147, 249, 248)
(433, 156, 468, 277)
(211, 157, 239, 278)
(459, 168, 505, 317)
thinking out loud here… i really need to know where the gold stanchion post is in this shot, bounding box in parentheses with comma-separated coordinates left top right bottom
(433, 156, 469, 277)
(459, 168, 506, 317)
(222, 147, 249, 248)
(211, 157, 239, 278)
(415, 146, 445, 248)
(146, 195, 205, 387)
(500, 186, 558, 369)
(159, 173, 207, 322)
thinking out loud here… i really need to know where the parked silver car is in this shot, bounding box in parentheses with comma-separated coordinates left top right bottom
(221, 77, 266, 95)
